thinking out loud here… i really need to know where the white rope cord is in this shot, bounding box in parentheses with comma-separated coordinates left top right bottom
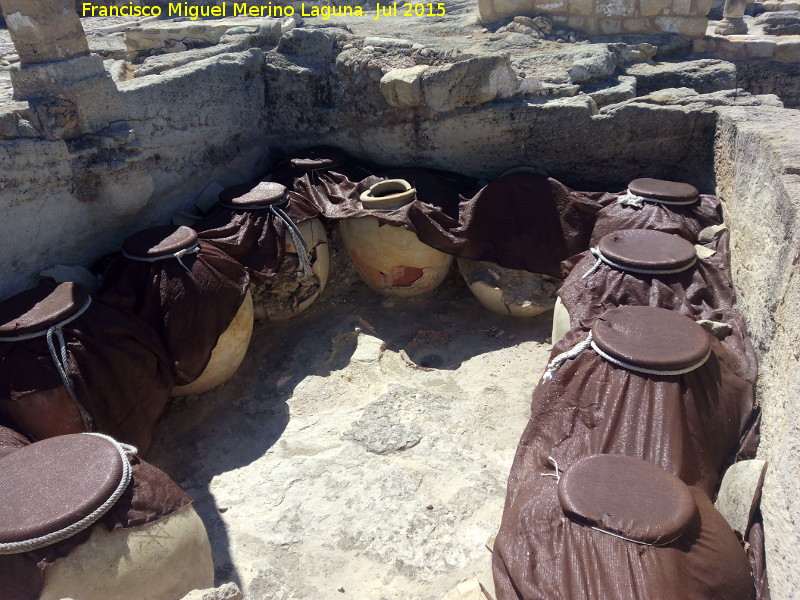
(542, 331, 711, 380)
(122, 243, 200, 274)
(584, 523, 683, 547)
(589, 341, 711, 377)
(542, 333, 594, 382)
(617, 189, 699, 209)
(0, 299, 93, 427)
(540, 456, 563, 482)
(0, 433, 137, 555)
(220, 199, 313, 277)
(581, 246, 697, 280)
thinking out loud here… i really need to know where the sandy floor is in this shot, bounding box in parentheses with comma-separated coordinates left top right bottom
(149, 232, 553, 599)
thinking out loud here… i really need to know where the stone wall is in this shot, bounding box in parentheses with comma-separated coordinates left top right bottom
(478, 0, 711, 37)
(714, 106, 800, 600)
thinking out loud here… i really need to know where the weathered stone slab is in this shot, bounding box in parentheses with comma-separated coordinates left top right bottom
(625, 58, 736, 95)
(716, 460, 768, 537)
(420, 55, 518, 112)
(380, 65, 429, 108)
(0, 0, 89, 64)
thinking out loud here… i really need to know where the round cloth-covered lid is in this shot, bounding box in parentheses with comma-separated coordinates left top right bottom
(558, 454, 696, 545)
(288, 147, 347, 171)
(628, 178, 699, 203)
(591, 306, 710, 372)
(597, 230, 697, 272)
(0, 434, 127, 551)
(123, 225, 199, 259)
(0, 282, 90, 339)
(223, 181, 288, 208)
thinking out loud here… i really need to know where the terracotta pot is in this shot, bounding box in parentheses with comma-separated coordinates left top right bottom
(173, 289, 254, 396)
(252, 218, 330, 321)
(39, 506, 214, 600)
(551, 296, 571, 344)
(458, 257, 560, 317)
(340, 180, 453, 297)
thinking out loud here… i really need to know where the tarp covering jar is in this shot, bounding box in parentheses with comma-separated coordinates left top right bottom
(0, 282, 173, 452)
(554, 228, 736, 340)
(493, 453, 756, 600)
(590, 178, 724, 245)
(0, 431, 208, 600)
(101, 225, 251, 389)
(270, 146, 375, 217)
(533, 306, 755, 499)
(194, 182, 329, 320)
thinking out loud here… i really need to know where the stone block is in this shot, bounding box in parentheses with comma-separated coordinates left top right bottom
(568, 16, 586, 28)
(380, 65, 429, 108)
(481, 0, 534, 21)
(745, 40, 777, 58)
(655, 15, 709, 36)
(569, 0, 595, 15)
(623, 18, 655, 31)
(599, 18, 623, 33)
(535, 0, 568, 12)
(775, 40, 800, 62)
(695, 0, 714, 14)
(640, 0, 672, 16)
(180, 583, 243, 600)
(716, 460, 768, 537)
(673, 0, 693, 15)
(568, 46, 617, 82)
(421, 55, 518, 112)
(596, 0, 636, 16)
(0, 0, 89, 64)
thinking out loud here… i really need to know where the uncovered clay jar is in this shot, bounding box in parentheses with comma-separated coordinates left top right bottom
(339, 179, 454, 297)
(458, 258, 561, 317)
(0, 282, 172, 453)
(101, 225, 253, 397)
(0, 432, 213, 600)
(493, 453, 756, 600)
(196, 181, 329, 321)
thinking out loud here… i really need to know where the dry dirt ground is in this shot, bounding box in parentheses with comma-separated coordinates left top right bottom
(149, 231, 553, 599)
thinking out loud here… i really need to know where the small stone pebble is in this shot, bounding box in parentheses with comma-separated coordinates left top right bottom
(426, 504, 434, 510)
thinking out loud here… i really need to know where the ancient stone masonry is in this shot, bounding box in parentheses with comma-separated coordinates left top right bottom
(478, 0, 711, 36)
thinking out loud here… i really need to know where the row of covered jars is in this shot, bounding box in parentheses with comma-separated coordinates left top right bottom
(0, 149, 755, 600)
(491, 179, 764, 599)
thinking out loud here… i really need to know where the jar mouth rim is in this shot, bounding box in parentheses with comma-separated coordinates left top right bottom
(360, 179, 415, 209)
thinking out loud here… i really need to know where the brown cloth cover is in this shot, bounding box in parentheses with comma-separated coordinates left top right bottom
(514, 314, 755, 501)
(590, 192, 724, 245)
(0, 433, 192, 600)
(194, 182, 320, 283)
(493, 462, 756, 600)
(747, 517, 771, 600)
(0, 283, 173, 453)
(0, 424, 29, 459)
(351, 172, 611, 277)
(270, 146, 376, 217)
(424, 173, 612, 277)
(559, 228, 736, 327)
(100, 226, 250, 386)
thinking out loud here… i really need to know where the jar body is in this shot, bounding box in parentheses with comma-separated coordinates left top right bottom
(458, 258, 560, 317)
(0, 385, 86, 440)
(250, 218, 330, 321)
(340, 217, 453, 297)
(39, 506, 214, 600)
(551, 296, 571, 344)
(173, 289, 254, 397)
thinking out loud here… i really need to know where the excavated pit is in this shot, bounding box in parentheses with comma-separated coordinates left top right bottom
(148, 235, 552, 598)
(0, 5, 799, 599)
